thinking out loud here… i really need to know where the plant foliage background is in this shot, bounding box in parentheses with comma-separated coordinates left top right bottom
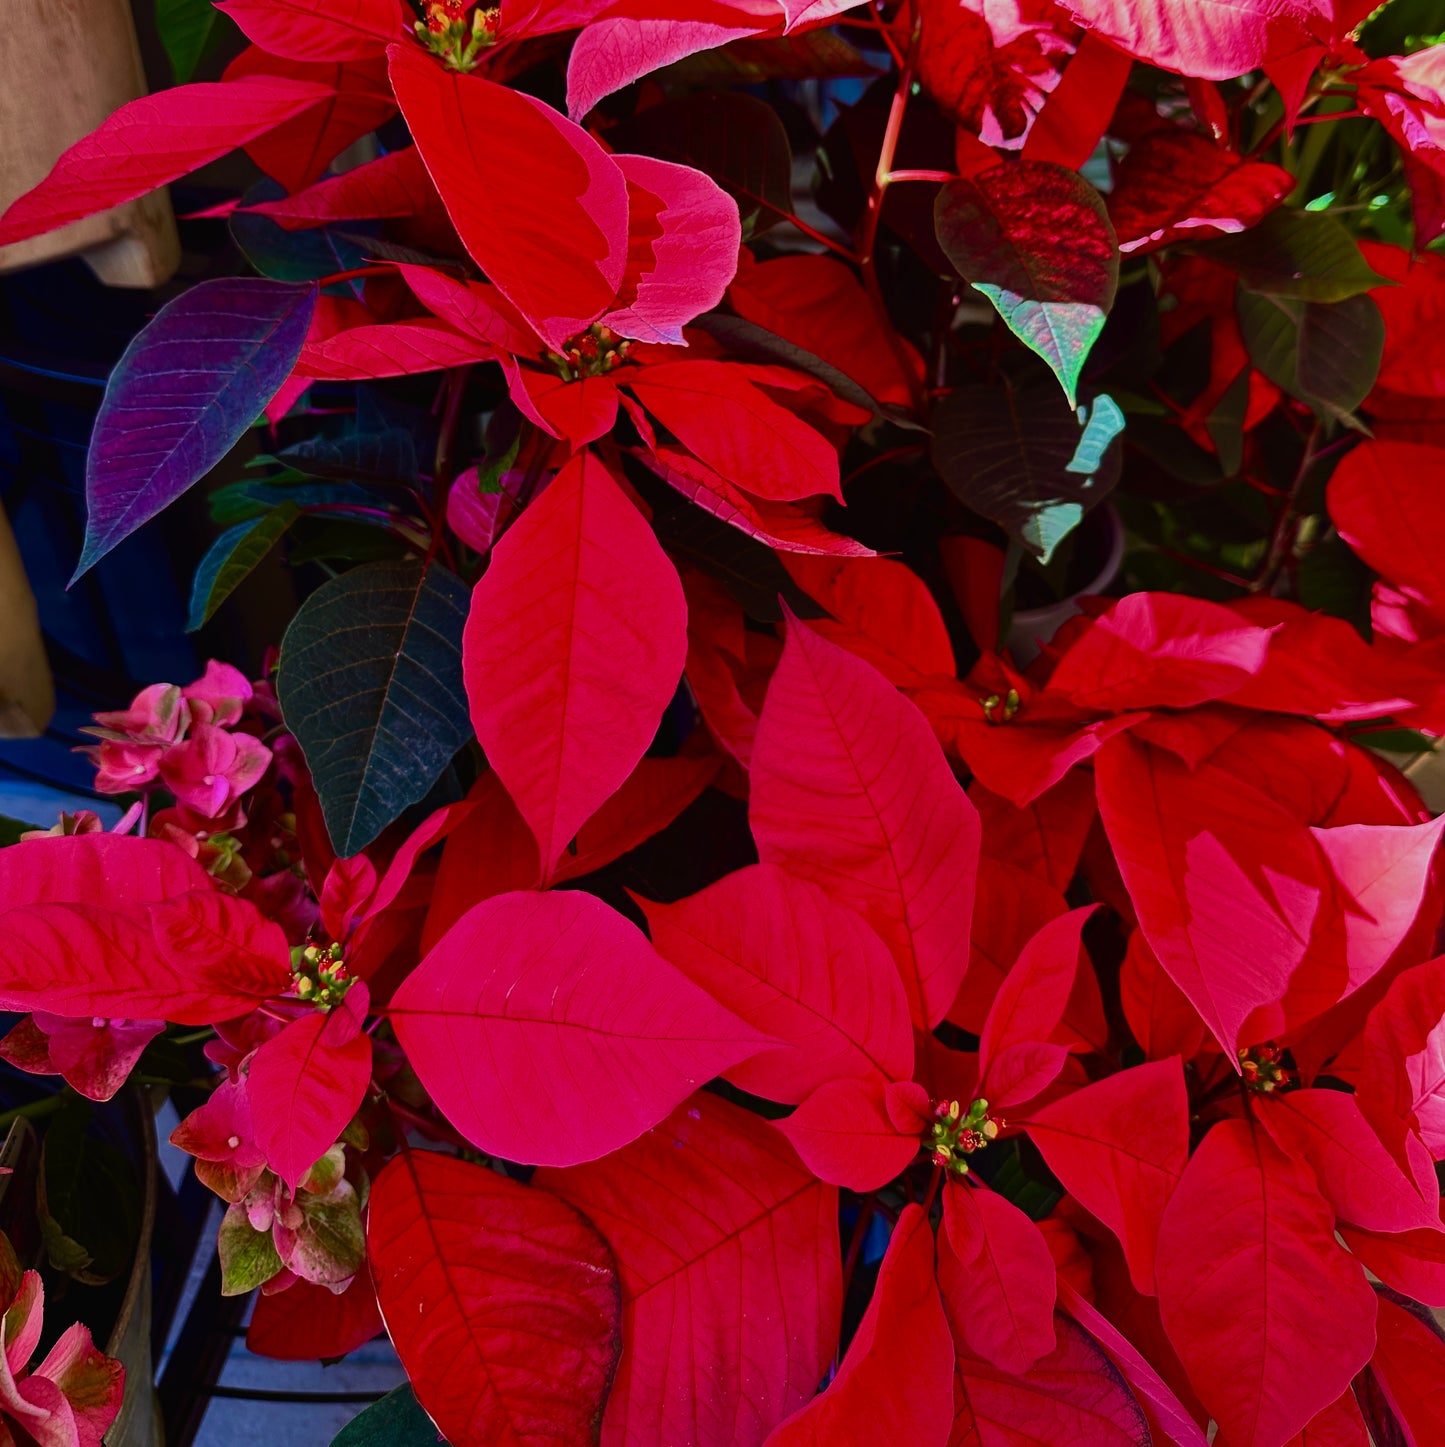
(3, 0, 1445, 1443)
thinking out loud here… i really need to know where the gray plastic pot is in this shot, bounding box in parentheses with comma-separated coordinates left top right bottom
(1005, 504, 1126, 666)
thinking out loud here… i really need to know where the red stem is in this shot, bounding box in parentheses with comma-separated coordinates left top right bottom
(776, 211, 860, 264)
(315, 265, 395, 288)
(1252, 420, 1323, 594)
(1293, 108, 1367, 126)
(841, 441, 926, 488)
(852, 2, 904, 67)
(427, 365, 470, 568)
(1157, 546, 1254, 589)
(921, 1162, 944, 1215)
(856, 0, 928, 420)
(839, 1194, 879, 1304)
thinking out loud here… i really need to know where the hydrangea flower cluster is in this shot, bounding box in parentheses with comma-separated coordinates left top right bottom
(86, 660, 271, 823)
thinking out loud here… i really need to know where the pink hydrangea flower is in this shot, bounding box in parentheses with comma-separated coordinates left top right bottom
(91, 681, 188, 744)
(92, 739, 166, 795)
(170, 1077, 268, 1203)
(183, 660, 253, 728)
(158, 724, 272, 819)
(0, 1008, 163, 1106)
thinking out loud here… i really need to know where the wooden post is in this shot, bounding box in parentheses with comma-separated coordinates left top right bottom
(0, 506, 54, 738)
(0, 0, 179, 288)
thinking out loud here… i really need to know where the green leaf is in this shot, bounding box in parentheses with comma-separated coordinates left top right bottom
(607, 93, 793, 239)
(1236, 288, 1384, 425)
(277, 560, 472, 855)
(1190, 210, 1388, 302)
(932, 368, 1124, 562)
(332, 1387, 445, 1447)
(935, 161, 1118, 407)
(38, 1099, 141, 1285)
(288, 1184, 367, 1285)
(188, 504, 299, 632)
(156, 0, 216, 83)
(0, 816, 32, 847)
(218, 1203, 285, 1296)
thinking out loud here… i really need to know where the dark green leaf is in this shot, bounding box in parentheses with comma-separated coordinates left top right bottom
(661, 29, 878, 84)
(38, 1099, 142, 1284)
(188, 504, 299, 632)
(281, 428, 420, 487)
(0, 816, 31, 847)
(210, 477, 395, 526)
(332, 232, 462, 270)
(332, 1387, 444, 1446)
(1298, 533, 1375, 637)
(1355, 727, 1434, 754)
(156, 0, 216, 83)
(1237, 287, 1384, 424)
(1205, 368, 1251, 479)
(287, 517, 405, 565)
(976, 1139, 1062, 1222)
(1358, 0, 1445, 59)
(691, 313, 922, 429)
(608, 94, 793, 239)
(652, 504, 825, 623)
(231, 206, 372, 288)
(1190, 210, 1388, 301)
(935, 161, 1118, 407)
(278, 560, 472, 855)
(932, 371, 1124, 562)
(1124, 414, 1227, 485)
(136, 1031, 205, 1085)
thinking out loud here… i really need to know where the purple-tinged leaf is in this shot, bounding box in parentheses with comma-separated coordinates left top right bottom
(76, 278, 317, 579)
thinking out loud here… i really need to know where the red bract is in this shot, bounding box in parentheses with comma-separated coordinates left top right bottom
(1156, 1120, 1378, 1445)
(462, 450, 688, 874)
(764, 1203, 953, 1446)
(369, 1150, 620, 1446)
(537, 1094, 841, 1447)
(390, 44, 738, 351)
(0, 1014, 164, 1104)
(939, 1184, 1058, 1375)
(916, 0, 1079, 150)
(1055, 0, 1321, 80)
(640, 863, 915, 1102)
(0, 76, 337, 245)
(1107, 126, 1294, 255)
(1023, 1059, 1189, 1294)
(247, 987, 373, 1189)
(391, 889, 769, 1164)
(750, 613, 981, 1031)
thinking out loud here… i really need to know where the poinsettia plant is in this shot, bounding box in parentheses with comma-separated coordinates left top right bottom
(5, 0, 1445, 1441)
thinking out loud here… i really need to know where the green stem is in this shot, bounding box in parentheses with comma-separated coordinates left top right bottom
(0, 1095, 66, 1132)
